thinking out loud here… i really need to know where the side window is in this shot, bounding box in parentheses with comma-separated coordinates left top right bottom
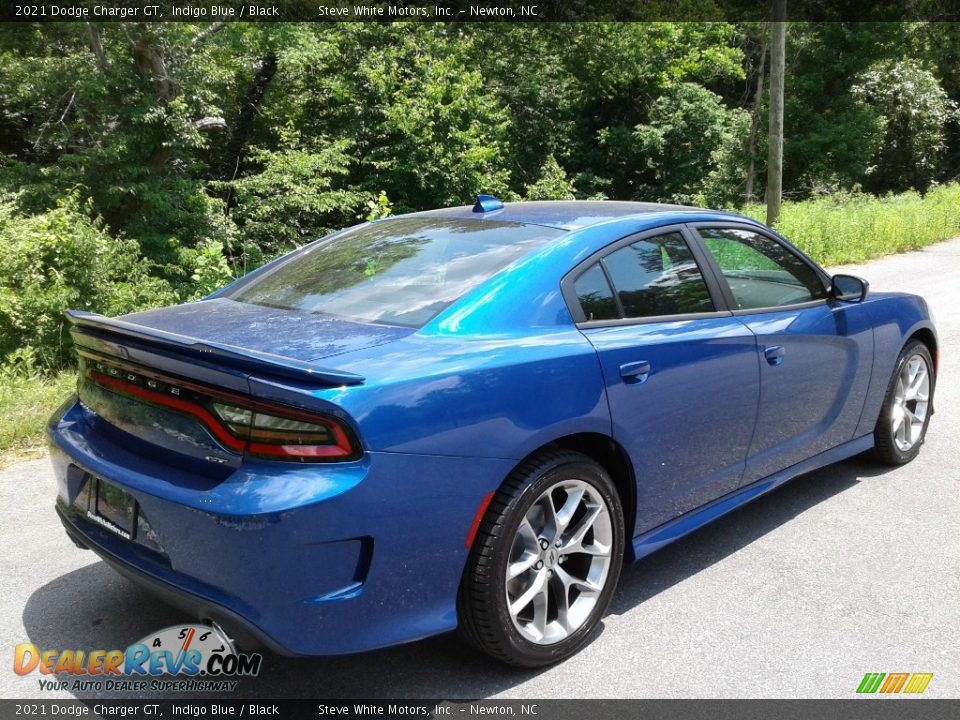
(699, 228, 827, 310)
(573, 263, 618, 321)
(602, 232, 714, 318)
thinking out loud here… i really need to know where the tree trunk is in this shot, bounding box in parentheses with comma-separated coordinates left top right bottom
(133, 34, 175, 103)
(745, 37, 767, 203)
(766, 1, 786, 227)
(86, 23, 109, 72)
(221, 52, 278, 186)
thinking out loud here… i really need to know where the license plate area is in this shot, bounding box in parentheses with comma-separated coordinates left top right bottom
(89, 477, 137, 540)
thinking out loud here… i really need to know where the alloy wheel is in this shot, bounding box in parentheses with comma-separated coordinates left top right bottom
(891, 353, 931, 452)
(505, 479, 614, 645)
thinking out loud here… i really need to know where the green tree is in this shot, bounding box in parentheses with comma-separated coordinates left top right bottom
(852, 59, 956, 192)
(600, 83, 749, 204)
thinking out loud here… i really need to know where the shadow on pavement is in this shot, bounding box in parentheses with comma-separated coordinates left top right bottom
(611, 455, 887, 615)
(21, 455, 889, 699)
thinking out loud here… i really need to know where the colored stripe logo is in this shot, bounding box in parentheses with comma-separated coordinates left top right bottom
(857, 672, 933, 694)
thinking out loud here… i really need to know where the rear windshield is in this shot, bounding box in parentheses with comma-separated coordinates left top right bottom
(227, 218, 562, 327)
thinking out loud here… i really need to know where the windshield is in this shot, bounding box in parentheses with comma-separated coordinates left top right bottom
(227, 218, 563, 327)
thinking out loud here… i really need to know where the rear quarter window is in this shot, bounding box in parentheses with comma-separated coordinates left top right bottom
(574, 264, 619, 321)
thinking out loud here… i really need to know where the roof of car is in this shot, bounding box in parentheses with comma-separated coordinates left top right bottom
(404, 200, 729, 231)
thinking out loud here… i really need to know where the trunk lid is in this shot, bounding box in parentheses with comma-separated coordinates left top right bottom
(118, 297, 415, 363)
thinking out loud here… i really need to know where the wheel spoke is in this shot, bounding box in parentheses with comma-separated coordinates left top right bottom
(537, 494, 560, 540)
(555, 564, 602, 594)
(910, 413, 925, 441)
(507, 517, 541, 579)
(517, 516, 538, 548)
(530, 578, 550, 638)
(574, 539, 611, 557)
(894, 377, 906, 403)
(905, 367, 927, 401)
(895, 415, 908, 445)
(508, 551, 539, 580)
(891, 405, 905, 433)
(902, 406, 915, 444)
(551, 569, 573, 632)
(509, 568, 547, 619)
(561, 503, 603, 554)
(907, 358, 921, 386)
(554, 487, 584, 538)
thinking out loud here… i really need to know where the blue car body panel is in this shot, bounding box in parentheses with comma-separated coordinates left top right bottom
(48, 201, 938, 656)
(736, 300, 875, 484)
(583, 316, 760, 532)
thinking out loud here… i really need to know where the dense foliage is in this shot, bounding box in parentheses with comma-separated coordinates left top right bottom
(0, 197, 176, 368)
(0, 21, 958, 373)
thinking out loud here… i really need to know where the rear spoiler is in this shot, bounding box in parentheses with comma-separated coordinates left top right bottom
(67, 310, 366, 387)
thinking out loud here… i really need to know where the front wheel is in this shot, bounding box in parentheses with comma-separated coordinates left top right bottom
(457, 450, 625, 667)
(873, 340, 935, 465)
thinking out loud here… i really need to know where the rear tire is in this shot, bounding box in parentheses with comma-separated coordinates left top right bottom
(872, 340, 934, 465)
(457, 450, 625, 667)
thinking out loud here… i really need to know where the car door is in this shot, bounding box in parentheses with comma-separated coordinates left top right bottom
(691, 224, 874, 485)
(564, 226, 761, 535)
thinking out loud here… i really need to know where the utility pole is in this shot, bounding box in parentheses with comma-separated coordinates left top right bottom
(766, 0, 786, 226)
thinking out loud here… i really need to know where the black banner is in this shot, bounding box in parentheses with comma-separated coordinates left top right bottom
(2, 700, 960, 720)
(2, 0, 960, 23)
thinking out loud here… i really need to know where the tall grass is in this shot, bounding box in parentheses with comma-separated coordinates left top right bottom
(741, 183, 960, 266)
(0, 371, 74, 467)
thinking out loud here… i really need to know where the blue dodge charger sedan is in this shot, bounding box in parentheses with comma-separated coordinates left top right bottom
(48, 198, 937, 666)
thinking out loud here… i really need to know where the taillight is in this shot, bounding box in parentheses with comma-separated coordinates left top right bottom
(82, 354, 359, 462)
(209, 401, 354, 459)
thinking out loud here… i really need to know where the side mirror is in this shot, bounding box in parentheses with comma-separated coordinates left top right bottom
(831, 274, 869, 303)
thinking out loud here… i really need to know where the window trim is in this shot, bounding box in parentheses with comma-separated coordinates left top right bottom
(561, 224, 733, 328)
(597, 260, 626, 318)
(685, 221, 833, 316)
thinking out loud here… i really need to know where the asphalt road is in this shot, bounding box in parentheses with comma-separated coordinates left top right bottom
(2, 238, 959, 700)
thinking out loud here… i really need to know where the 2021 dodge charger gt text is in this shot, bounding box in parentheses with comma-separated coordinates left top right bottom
(48, 198, 938, 666)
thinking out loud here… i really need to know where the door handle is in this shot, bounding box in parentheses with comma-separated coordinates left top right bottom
(619, 360, 651, 384)
(764, 345, 785, 366)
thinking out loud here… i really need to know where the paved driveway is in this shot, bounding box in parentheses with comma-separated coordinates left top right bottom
(2, 239, 958, 699)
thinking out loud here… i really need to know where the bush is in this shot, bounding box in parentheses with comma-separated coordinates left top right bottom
(742, 183, 960, 266)
(0, 197, 176, 370)
(601, 83, 749, 205)
(524, 155, 577, 200)
(182, 239, 235, 301)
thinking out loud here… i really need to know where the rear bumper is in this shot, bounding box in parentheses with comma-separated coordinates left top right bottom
(56, 503, 286, 654)
(48, 399, 513, 656)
